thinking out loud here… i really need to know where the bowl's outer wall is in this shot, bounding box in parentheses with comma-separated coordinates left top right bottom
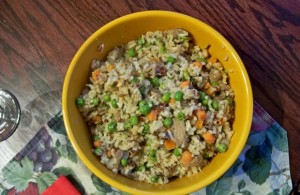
(62, 11, 253, 195)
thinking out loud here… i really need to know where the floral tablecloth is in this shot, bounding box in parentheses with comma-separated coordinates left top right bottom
(0, 102, 293, 195)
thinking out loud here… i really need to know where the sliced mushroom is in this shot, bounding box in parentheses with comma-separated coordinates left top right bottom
(156, 62, 167, 76)
(220, 83, 229, 90)
(215, 91, 226, 100)
(171, 119, 186, 146)
(168, 29, 188, 38)
(106, 159, 114, 170)
(190, 155, 203, 166)
(113, 150, 124, 171)
(150, 88, 162, 99)
(209, 68, 222, 82)
(107, 47, 124, 61)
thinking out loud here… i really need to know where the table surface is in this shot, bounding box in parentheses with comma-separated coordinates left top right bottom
(0, 0, 299, 188)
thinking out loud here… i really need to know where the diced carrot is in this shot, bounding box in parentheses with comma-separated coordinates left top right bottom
(164, 139, 176, 150)
(203, 82, 211, 90)
(202, 132, 216, 145)
(180, 151, 193, 165)
(147, 110, 158, 121)
(92, 69, 100, 81)
(169, 98, 176, 105)
(193, 61, 202, 68)
(107, 64, 115, 72)
(195, 119, 203, 129)
(194, 109, 206, 120)
(180, 81, 190, 89)
(208, 57, 218, 63)
(92, 115, 102, 124)
(206, 88, 214, 96)
(220, 118, 225, 125)
(93, 140, 102, 148)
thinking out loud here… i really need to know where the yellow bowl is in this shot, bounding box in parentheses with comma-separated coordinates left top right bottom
(62, 11, 253, 195)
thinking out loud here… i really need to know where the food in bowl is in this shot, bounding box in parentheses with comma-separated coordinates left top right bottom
(75, 29, 235, 184)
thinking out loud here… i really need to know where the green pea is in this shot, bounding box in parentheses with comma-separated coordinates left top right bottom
(144, 41, 150, 47)
(103, 93, 111, 102)
(174, 91, 184, 101)
(179, 36, 189, 41)
(137, 37, 144, 45)
(173, 148, 182, 157)
(198, 57, 207, 64)
(217, 143, 227, 153)
(139, 102, 151, 115)
(163, 117, 173, 127)
(160, 46, 167, 53)
(167, 56, 176, 63)
(92, 97, 100, 106)
(149, 156, 157, 162)
(183, 70, 190, 81)
(202, 98, 209, 106)
(121, 159, 128, 166)
(94, 148, 102, 156)
(139, 100, 147, 107)
(107, 122, 117, 132)
(161, 92, 171, 103)
(111, 99, 118, 108)
(212, 100, 219, 110)
(130, 115, 139, 126)
(127, 48, 136, 57)
(203, 152, 213, 159)
(93, 135, 101, 141)
(151, 77, 160, 87)
(124, 121, 132, 130)
(226, 97, 233, 106)
(75, 97, 85, 107)
(150, 176, 159, 183)
(137, 48, 143, 53)
(159, 82, 165, 89)
(177, 112, 185, 121)
(138, 165, 146, 172)
(131, 77, 140, 84)
(149, 149, 156, 157)
(199, 91, 206, 100)
(156, 39, 164, 46)
(142, 124, 150, 135)
(146, 139, 152, 146)
(211, 81, 219, 87)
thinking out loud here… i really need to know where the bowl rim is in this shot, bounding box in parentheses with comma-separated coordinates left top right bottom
(62, 10, 253, 195)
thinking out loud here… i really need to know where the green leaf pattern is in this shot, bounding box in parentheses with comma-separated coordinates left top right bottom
(91, 174, 113, 193)
(206, 174, 232, 195)
(36, 172, 57, 193)
(2, 157, 34, 192)
(238, 179, 246, 191)
(242, 142, 272, 185)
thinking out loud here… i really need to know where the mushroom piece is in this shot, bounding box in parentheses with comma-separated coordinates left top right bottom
(156, 62, 167, 76)
(190, 155, 203, 166)
(107, 47, 124, 61)
(215, 91, 226, 100)
(171, 119, 186, 146)
(169, 29, 189, 38)
(113, 150, 124, 171)
(209, 68, 222, 82)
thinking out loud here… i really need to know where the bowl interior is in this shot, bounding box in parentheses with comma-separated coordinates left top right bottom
(62, 11, 253, 195)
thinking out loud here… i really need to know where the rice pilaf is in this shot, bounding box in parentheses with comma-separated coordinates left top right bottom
(76, 29, 235, 184)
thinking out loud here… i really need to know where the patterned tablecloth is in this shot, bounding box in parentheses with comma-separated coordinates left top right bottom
(0, 102, 293, 195)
